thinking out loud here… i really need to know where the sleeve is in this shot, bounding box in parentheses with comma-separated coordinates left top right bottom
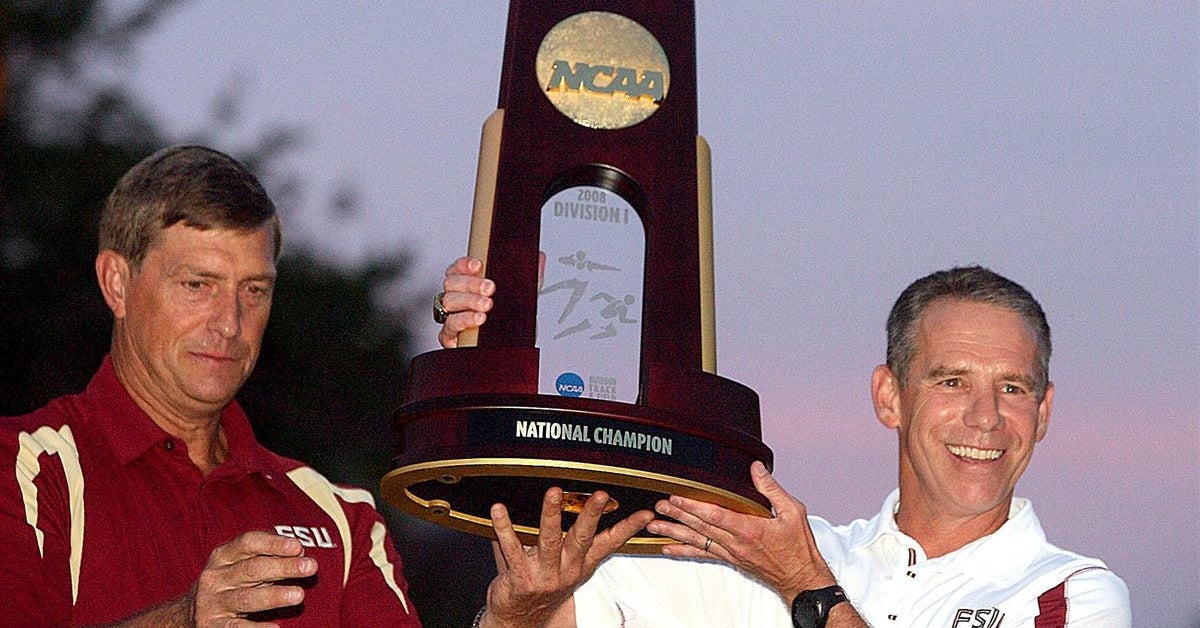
(1061, 567, 1132, 628)
(571, 556, 628, 626)
(0, 421, 75, 627)
(573, 555, 790, 628)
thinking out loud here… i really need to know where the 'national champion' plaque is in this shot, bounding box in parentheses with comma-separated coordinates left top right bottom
(381, 1, 773, 552)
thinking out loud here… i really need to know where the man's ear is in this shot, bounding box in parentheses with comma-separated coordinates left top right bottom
(95, 250, 130, 319)
(872, 364, 903, 430)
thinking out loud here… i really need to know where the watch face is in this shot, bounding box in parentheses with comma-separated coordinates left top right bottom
(792, 587, 844, 628)
(791, 594, 821, 628)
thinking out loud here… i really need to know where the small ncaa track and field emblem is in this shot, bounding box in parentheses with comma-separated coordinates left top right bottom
(554, 372, 585, 397)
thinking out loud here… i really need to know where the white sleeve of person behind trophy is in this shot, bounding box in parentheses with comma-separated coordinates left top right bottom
(572, 554, 791, 628)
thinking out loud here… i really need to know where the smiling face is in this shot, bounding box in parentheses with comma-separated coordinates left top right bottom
(99, 223, 277, 424)
(873, 298, 1053, 540)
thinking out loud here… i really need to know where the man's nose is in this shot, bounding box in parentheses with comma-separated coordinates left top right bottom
(962, 387, 1003, 431)
(208, 290, 241, 338)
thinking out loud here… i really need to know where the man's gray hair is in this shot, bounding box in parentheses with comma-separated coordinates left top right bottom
(885, 266, 1052, 399)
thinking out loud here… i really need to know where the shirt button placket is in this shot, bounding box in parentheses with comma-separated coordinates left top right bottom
(890, 552, 921, 623)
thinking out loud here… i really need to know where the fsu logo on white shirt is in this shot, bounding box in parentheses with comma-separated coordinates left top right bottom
(952, 607, 1005, 627)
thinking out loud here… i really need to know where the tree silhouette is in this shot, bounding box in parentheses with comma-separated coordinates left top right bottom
(1, 0, 168, 410)
(1, 1, 493, 624)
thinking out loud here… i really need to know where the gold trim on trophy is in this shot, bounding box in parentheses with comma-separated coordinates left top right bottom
(382, 457, 770, 553)
(697, 135, 716, 373)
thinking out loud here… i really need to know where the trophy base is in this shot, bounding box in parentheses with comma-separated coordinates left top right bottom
(382, 456, 770, 553)
(383, 348, 773, 552)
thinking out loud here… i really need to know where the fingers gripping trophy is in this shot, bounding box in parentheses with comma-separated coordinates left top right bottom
(381, 1, 774, 552)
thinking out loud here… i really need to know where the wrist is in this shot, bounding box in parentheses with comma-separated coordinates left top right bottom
(475, 606, 534, 628)
(826, 599, 858, 625)
(781, 576, 836, 608)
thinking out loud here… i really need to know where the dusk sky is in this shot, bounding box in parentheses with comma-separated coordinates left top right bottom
(108, 2, 1197, 624)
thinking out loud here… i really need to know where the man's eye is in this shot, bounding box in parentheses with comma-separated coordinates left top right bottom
(1001, 383, 1027, 395)
(183, 280, 206, 291)
(940, 378, 961, 388)
(245, 284, 273, 298)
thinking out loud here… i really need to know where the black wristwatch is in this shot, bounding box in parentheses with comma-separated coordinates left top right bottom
(791, 585, 847, 628)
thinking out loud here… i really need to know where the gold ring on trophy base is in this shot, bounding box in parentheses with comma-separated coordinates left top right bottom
(536, 11, 670, 130)
(560, 491, 619, 514)
(381, 458, 770, 553)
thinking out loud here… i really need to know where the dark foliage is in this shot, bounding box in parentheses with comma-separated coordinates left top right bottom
(1, 1, 494, 624)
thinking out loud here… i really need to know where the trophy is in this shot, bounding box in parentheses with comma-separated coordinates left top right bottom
(381, 1, 773, 551)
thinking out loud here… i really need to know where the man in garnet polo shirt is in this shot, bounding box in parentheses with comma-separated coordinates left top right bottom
(0, 146, 422, 626)
(0, 146, 648, 628)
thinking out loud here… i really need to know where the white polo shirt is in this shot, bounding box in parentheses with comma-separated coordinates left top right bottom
(573, 491, 1130, 627)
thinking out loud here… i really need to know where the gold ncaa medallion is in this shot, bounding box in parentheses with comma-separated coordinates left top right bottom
(536, 11, 670, 130)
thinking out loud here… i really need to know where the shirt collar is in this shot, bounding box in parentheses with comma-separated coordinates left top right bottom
(942, 496, 1045, 583)
(855, 489, 1046, 584)
(86, 355, 276, 477)
(854, 489, 919, 564)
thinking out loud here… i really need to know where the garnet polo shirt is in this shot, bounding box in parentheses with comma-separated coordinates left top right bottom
(0, 356, 420, 627)
(573, 491, 1130, 627)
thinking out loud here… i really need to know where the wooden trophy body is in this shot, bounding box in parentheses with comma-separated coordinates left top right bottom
(382, 1, 773, 551)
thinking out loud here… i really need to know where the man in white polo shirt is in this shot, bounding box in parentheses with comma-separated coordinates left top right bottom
(438, 261, 1130, 628)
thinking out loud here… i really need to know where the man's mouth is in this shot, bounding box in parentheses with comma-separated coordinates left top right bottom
(947, 444, 1004, 461)
(193, 351, 242, 364)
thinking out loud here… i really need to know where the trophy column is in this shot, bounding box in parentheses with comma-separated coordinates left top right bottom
(382, 1, 773, 552)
